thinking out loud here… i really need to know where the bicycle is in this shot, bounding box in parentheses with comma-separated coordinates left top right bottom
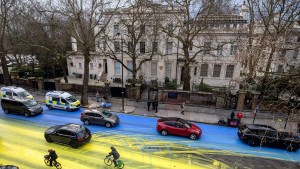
(44, 155, 62, 169)
(104, 156, 125, 169)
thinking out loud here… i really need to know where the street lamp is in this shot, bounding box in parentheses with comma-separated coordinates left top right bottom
(117, 33, 125, 112)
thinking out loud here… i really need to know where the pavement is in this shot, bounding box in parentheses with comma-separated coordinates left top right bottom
(27, 89, 300, 133)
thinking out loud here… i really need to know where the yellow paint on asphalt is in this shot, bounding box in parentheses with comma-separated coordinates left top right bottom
(0, 118, 231, 169)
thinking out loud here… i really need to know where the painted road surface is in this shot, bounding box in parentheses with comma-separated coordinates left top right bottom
(0, 105, 299, 169)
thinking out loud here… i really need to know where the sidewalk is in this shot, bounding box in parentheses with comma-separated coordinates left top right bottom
(29, 89, 299, 133)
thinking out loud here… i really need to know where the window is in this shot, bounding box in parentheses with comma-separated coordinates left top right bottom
(114, 41, 120, 53)
(52, 97, 60, 102)
(297, 37, 300, 43)
(152, 42, 158, 53)
(113, 25, 120, 35)
(277, 65, 283, 73)
(167, 23, 173, 32)
(204, 42, 211, 54)
(90, 63, 93, 70)
(194, 67, 197, 76)
(140, 24, 145, 34)
(79, 63, 82, 69)
(280, 50, 286, 57)
(233, 23, 237, 28)
(70, 62, 74, 67)
(230, 45, 237, 55)
(167, 42, 172, 54)
(293, 50, 298, 59)
(165, 62, 172, 78)
(61, 99, 67, 104)
(213, 64, 221, 77)
(114, 61, 121, 75)
(189, 42, 193, 51)
(127, 25, 132, 34)
(200, 64, 208, 77)
(127, 61, 132, 76)
(6, 91, 12, 97)
(128, 41, 133, 53)
(151, 62, 157, 77)
(217, 44, 223, 55)
(152, 25, 158, 35)
(140, 42, 145, 54)
(225, 65, 235, 78)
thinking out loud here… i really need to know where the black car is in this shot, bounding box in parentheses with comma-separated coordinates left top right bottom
(44, 123, 92, 148)
(238, 124, 300, 152)
(80, 109, 120, 127)
(1, 98, 42, 117)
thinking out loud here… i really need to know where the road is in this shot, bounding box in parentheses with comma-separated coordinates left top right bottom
(0, 105, 299, 169)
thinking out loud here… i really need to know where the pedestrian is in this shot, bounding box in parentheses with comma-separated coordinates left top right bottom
(180, 102, 185, 115)
(147, 99, 151, 111)
(96, 91, 100, 102)
(154, 99, 158, 113)
(230, 111, 235, 120)
(152, 99, 155, 110)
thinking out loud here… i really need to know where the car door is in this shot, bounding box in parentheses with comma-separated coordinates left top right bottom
(52, 97, 63, 109)
(56, 130, 73, 144)
(94, 113, 105, 125)
(174, 122, 187, 136)
(86, 113, 96, 124)
(17, 102, 26, 115)
(61, 98, 68, 109)
(164, 122, 176, 135)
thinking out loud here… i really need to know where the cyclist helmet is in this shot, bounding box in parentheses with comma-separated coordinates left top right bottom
(111, 146, 115, 151)
(48, 149, 53, 152)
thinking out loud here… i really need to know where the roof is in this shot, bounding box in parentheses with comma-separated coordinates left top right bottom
(246, 124, 276, 131)
(60, 123, 85, 132)
(46, 91, 72, 98)
(1, 86, 27, 92)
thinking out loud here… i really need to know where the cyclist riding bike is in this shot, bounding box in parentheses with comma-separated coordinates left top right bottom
(106, 146, 120, 168)
(47, 149, 58, 167)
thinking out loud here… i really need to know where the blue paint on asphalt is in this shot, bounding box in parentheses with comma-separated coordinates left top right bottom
(0, 105, 299, 162)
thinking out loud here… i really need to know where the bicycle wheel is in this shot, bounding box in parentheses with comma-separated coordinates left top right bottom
(44, 158, 51, 166)
(117, 160, 124, 169)
(55, 162, 62, 169)
(118, 163, 125, 169)
(104, 157, 112, 166)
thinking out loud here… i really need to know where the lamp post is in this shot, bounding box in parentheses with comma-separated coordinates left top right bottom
(117, 32, 125, 112)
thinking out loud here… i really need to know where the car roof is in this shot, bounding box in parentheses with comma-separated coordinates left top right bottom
(46, 91, 72, 98)
(83, 109, 101, 114)
(1, 86, 27, 92)
(246, 124, 276, 131)
(59, 123, 85, 132)
(159, 117, 186, 123)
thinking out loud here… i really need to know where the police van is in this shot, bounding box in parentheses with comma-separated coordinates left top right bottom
(45, 91, 81, 111)
(0, 86, 33, 100)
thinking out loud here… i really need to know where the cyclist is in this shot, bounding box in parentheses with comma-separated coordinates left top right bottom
(47, 149, 58, 167)
(107, 146, 120, 168)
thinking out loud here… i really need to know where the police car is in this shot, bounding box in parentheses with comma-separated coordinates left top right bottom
(45, 91, 81, 111)
(0, 86, 33, 100)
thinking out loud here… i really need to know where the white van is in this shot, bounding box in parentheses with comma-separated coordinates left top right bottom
(45, 91, 81, 111)
(0, 86, 33, 100)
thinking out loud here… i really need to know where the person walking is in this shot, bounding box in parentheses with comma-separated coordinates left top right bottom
(152, 99, 155, 110)
(180, 102, 185, 115)
(96, 91, 100, 102)
(154, 99, 158, 113)
(147, 99, 151, 111)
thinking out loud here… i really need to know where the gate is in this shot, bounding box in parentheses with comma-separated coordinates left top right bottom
(110, 87, 126, 98)
(44, 81, 56, 91)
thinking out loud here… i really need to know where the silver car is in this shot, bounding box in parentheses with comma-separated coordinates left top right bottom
(80, 109, 120, 128)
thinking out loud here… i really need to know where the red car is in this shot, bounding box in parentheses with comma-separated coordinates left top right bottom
(156, 117, 202, 140)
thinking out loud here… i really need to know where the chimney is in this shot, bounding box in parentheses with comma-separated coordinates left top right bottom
(71, 37, 77, 51)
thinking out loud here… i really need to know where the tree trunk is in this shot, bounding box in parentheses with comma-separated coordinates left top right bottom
(61, 63, 68, 83)
(0, 51, 11, 86)
(81, 50, 91, 106)
(182, 47, 191, 91)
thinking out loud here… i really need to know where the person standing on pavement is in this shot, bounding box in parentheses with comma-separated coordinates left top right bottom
(152, 99, 155, 110)
(96, 91, 100, 102)
(147, 99, 151, 111)
(180, 102, 185, 115)
(154, 99, 158, 113)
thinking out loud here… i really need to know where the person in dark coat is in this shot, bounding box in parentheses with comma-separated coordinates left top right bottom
(230, 111, 235, 120)
(147, 100, 151, 111)
(107, 146, 120, 167)
(152, 100, 155, 110)
(47, 149, 58, 167)
(154, 99, 158, 113)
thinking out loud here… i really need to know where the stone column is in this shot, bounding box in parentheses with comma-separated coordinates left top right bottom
(251, 91, 261, 110)
(54, 78, 61, 91)
(236, 90, 247, 110)
(36, 78, 44, 91)
(104, 80, 110, 97)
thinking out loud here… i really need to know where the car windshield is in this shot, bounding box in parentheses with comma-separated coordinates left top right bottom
(23, 100, 38, 107)
(17, 91, 31, 97)
(178, 119, 191, 128)
(65, 96, 77, 103)
(102, 110, 112, 117)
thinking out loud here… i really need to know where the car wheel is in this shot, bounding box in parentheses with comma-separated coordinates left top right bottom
(105, 122, 112, 128)
(248, 139, 259, 147)
(24, 112, 30, 117)
(287, 144, 299, 152)
(66, 107, 71, 112)
(45, 135, 52, 143)
(3, 109, 9, 114)
(189, 133, 197, 140)
(84, 120, 90, 125)
(161, 130, 168, 136)
(69, 141, 78, 148)
(47, 105, 53, 110)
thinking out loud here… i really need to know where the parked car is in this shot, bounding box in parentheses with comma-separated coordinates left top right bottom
(44, 123, 91, 148)
(238, 124, 300, 152)
(156, 117, 202, 140)
(1, 98, 43, 117)
(80, 109, 120, 128)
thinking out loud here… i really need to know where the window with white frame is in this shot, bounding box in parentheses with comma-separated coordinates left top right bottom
(113, 25, 120, 35)
(140, 42, 145, 54)
(217, 44, 223, 55)
(204, 42, 211, 54)
(200, 64, 208, 77)
(230, 44, 237, 55)
(165, 62, 172, 78)
(151, 62, 157, 77)
(90, 63, 94, 70)
(167, 42, 172, 54)
(79, 63, 82, 69)
(127, 61, 133, 76)
(225, 65, 235, 78)
(194, 67, 197, 76)
(114, 41, 120, 53)
(213, 64, 221, 77)
(114, 61, 121, 75)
